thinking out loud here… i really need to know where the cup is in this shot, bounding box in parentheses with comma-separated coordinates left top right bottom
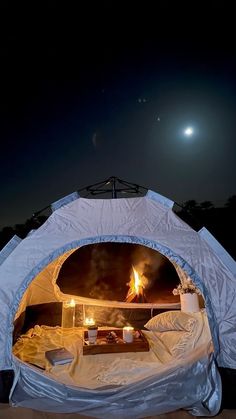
(87, 326, 98, 344)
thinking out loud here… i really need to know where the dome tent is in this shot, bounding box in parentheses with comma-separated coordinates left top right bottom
(0, 178, 235, 415)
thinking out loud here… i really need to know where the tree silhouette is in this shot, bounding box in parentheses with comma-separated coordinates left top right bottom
(225, 195, 236, 209)
(199, 201, 214, 210)
(0, 216, 47, 251)
(182, 200, 199, 212)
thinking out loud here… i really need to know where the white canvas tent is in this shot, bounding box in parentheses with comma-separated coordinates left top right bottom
(0, 188, 235, 416)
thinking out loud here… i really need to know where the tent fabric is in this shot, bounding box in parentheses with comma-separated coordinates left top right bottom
(14, 249, 77, 320)
(51, 191, 80, 212)
(199, 227, 236, 277)
(0, 190, 235, 374)
(0, 235, 22, 266)
(11, 344, 221, 417)
(145, 189, 174, 208)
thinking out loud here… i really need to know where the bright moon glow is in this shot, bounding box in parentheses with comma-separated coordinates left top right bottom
(184, 127, 194, 136)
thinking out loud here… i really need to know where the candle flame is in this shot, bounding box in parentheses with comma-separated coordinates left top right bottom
(70, 299, 75, 307)
(84, 317, 95, 326)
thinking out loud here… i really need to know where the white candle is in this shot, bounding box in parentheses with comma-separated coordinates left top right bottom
(87, 326, 98, 344)
(61, 299, 75, 328)
(123, 326, 134, 343)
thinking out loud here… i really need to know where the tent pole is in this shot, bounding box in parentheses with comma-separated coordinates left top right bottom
(112, 176, 117, 199)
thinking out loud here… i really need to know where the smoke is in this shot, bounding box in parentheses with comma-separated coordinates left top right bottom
(82, 244, 169, 299)
(58, 243, 179, 302)
(86, 244, 170, 297)
(107, 309, 128, 328)
(83, 306, 128, 328)
(84, 244, 131, 300)
(131, 246, 167, 290)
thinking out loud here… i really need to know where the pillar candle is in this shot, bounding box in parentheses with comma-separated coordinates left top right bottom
(123, 326, 134, 343)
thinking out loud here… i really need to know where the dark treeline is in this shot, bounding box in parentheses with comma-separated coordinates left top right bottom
(0, 216, 48, 252)
(0, 196, 235, 259)
(175, 196, 236, 259)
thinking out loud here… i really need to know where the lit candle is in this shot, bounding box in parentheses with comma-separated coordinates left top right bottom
(61, 299, 76, 328)
(123, 326, 134, 343)
(87, 325, 98, 344)
(84, 317, 95, 327)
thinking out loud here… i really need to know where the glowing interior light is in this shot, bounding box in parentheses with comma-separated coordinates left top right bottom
(184, 127, 193, 136)
(84, 317, 95, 326)
(70, 299, 75, 307)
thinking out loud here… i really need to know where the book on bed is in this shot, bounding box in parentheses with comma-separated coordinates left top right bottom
(45, 347, 74, 366)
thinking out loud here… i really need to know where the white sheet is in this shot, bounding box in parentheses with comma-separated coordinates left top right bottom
(11, 312, 221, 417)
(13, 311, 212, 389)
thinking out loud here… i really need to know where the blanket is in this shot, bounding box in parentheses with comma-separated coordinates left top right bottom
(11, 311, 221, 417)
(13, 310, 212, 388)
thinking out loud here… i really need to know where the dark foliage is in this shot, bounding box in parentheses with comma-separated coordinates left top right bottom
(0, 216, 48, 251)
(175, 196, 236, 259)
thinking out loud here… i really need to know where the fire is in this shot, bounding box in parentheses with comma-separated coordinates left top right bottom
(126, 266, 146, 303)
(133, 267, 142, 295)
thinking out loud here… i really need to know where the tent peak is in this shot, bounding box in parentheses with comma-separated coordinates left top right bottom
(78, 176, 148, 199)
(32, 176, 149, 219)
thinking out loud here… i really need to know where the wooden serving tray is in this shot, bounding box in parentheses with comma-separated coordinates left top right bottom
(83, 329, 149, 355)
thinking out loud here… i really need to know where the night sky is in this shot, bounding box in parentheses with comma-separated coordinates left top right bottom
(1, 2, 236, 228)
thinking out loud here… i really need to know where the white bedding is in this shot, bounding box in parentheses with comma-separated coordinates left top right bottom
(11, 310, 221, 417)
(13, 310, 212, 389)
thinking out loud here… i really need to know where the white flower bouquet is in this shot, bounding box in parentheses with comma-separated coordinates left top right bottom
(172, 278, 201, 296)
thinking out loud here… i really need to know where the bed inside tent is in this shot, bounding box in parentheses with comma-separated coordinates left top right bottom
(11, 246, 220, 417)
(1, 184, 231, 417)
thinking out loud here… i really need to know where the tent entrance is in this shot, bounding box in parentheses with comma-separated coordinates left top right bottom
(56, 243, 180, 306)
(13, 242, 185, 338)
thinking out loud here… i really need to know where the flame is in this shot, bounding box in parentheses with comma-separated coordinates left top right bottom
(84, 317, 95, 326)
(70, 299, 75, 307)
(133, 267, 142, 294)
(63, 299, 76, 308)
(126, 266, 145, 302)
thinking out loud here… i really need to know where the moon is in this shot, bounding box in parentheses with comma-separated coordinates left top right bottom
(184, 127, 194, 136)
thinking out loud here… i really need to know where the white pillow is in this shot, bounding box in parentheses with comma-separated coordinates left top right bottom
(156, 330, 185, 354)
(144, 310, 198, 333)
(145, 311, 208, 358)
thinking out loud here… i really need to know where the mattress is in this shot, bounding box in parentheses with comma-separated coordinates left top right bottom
(11, 310, 221, 417)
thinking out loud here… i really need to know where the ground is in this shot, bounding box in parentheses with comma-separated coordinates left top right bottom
(0, 406, 236, 419)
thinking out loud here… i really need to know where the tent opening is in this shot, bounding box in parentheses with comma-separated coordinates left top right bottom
(57, 243, 181, 305)
(14, 242, 192, 341)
